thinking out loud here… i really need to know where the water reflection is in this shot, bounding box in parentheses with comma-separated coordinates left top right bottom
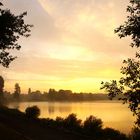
(8, 101, 135, 134)
(48, 103, 55, 114)
(47, 102, 72, 115)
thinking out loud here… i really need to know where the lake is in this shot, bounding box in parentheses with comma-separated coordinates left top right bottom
(8, 101, 135, 134)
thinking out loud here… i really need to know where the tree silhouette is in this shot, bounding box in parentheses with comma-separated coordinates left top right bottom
(130, 127, 140, 140)
(0, 76, 4, 103)
(0, 76, 4, 95)
(102, 128, 128, 140)
(63, 113, 82, 131)
(115, 0, 140, 48)
(13, 83, 21, 100)
(83, 115, 103, 136)
(101, 0, 140, 128)
(28, 88, 31, 94)
(101, 58, 140, 125)
(0, 2, 33, 67)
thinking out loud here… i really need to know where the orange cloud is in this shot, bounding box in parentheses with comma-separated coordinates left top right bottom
(0, 0, 135, 93)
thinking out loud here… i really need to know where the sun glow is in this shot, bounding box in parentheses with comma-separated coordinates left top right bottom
(2, 0, 132, 93)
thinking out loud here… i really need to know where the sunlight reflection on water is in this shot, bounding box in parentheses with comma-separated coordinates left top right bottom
(8, 101, 135, 134)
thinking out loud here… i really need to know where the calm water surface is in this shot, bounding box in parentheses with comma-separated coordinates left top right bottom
(8, 101, 135, 134)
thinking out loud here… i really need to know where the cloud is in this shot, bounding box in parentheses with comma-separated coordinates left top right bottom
(37, 0, 132, 55)
(0, 0, 134, 92)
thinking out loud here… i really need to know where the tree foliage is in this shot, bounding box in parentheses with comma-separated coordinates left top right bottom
(101, 0, 140, 128)
(0, 2, 32, 67)
(115, 0, 140, 48)
(130, 127, 140, 139)
(101, 58, 140, 116)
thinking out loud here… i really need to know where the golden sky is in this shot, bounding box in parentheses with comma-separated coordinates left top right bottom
(0, 0, 136, 93)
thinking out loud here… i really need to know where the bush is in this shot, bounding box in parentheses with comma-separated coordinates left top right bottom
(55, 116, 64, 128)
(63, 113, 82, 131)
(39, 118, 55, 128)
(83, 115, 103, 136)
(25, 106, 40, 119)
(102, 127, 128, 140)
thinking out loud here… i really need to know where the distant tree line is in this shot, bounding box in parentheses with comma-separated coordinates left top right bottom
(4, 88, 111, 102)
(0, 76, 123, 103)
(6, 88, 114, 102)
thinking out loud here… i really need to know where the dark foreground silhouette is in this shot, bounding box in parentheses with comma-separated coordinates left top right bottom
(0, 106, 133, 140)
(0, 106, 139, 140)
(0, 106, 89, 140)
